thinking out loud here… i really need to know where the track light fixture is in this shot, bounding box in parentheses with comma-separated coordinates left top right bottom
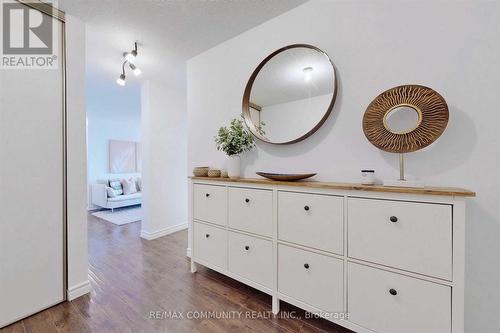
(116, 42, 141, 86)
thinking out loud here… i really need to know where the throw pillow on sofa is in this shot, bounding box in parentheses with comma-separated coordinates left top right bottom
(121, 178, 137, 195)
(106, 187, 116, 198)
(135, 177, 142, 192)
(109, 179, 123, 195)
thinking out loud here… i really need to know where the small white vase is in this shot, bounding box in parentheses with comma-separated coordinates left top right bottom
(227, 155, 241, 178)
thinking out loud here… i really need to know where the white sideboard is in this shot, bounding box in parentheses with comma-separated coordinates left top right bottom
(188, 177, 474, 333)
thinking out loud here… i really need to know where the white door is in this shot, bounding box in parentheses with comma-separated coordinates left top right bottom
(0, 6, 65, 328)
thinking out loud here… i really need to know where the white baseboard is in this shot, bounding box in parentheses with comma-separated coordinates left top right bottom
(140, 222, 188, 240)
(186, 247, 192, 258)
(67, 280, 90, 301)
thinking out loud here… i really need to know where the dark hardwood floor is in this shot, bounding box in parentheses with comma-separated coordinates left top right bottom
(1, 214, 352, 333)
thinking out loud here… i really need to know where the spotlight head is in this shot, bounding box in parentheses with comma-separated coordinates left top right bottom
(116, 73, 126, 86)
(129, 63, 142, 76)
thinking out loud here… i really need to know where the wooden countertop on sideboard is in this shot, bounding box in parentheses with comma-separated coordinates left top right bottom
(189, 176, 476, 197)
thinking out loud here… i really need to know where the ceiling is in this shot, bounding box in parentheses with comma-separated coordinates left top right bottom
(58, 0, 307, 86)
(250, 46, 335, 107)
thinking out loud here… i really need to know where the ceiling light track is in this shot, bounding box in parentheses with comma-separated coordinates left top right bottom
(116, 41, 141, 86)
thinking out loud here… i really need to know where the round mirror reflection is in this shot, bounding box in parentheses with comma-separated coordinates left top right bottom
(243, 45, 337, 144)
(383, 105, 422, 134)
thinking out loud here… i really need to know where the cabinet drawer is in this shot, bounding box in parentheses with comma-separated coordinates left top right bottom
(228, 187, 273, 237)
(193, 222, 226, 269)
(193, 184, 227, 226)
(278, 244, 343, 313)
(278, 191, 343, 254)
(348, 198, 452, 280)
(228, 231, 273, 288)
(348, 263, 451, 333)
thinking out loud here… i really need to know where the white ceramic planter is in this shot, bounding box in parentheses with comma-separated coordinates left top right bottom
(227, 155, 241, 178)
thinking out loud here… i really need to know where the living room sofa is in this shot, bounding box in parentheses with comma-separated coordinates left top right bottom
(91, 178, 141, 211)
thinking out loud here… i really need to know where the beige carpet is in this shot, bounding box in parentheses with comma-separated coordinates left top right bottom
(91, 206, 142, 225)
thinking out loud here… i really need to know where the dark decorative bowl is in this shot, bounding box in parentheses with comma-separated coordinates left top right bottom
(256, 172, 317, 181)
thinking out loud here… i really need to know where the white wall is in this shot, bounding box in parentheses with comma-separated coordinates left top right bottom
(86, 80, 141, 209)
(65, 14, 90, 299)
(187, 1, 500, 331)
(140, 78, 188, 240)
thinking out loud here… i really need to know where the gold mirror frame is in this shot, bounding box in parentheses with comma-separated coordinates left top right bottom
(363, 85, 449, 153)
(242, 44, 337, 145)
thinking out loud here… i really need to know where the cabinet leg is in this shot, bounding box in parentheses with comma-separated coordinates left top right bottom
(190, 259, 197, 273)
(272, 296, 280, 315)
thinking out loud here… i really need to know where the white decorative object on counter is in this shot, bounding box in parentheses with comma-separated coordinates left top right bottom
(189, 177, 474, 333)
(361, 169, 376, 185)
(227, 155, 241, 178)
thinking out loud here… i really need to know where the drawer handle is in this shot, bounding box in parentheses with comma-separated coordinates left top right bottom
(245, 245, 250, 251)
(205, 193, 210, 197)
(389, 288, 398, 296)
(245, 198, 250, 203)
(205, 234, 210, 238)
(304, 205, 310, 211)
(390, 216, 398, 223)
(304, 263, 310, 269)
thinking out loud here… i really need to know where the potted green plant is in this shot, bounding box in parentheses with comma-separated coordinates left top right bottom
(214, 118, 256, 178)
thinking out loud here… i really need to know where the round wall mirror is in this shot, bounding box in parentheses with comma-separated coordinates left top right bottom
(383, 105, 422, 134)
(242, 44, 337, 144)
